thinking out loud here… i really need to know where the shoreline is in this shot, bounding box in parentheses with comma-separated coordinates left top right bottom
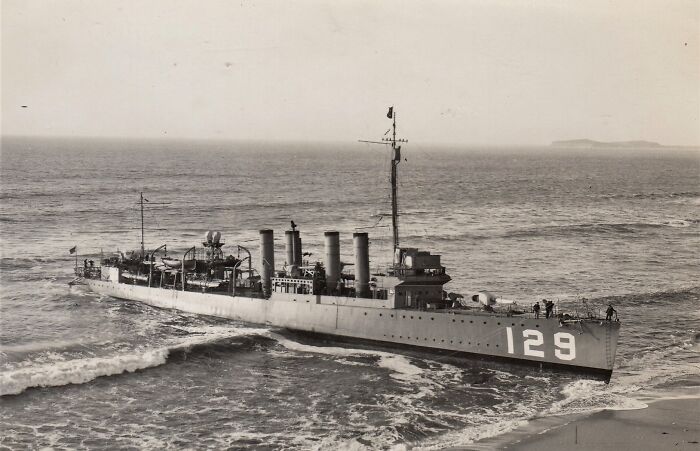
(468, 396, 700, 450)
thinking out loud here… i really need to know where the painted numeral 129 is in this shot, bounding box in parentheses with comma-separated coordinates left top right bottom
(505, 327, 576, 361)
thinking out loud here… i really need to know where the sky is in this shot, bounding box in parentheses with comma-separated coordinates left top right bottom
(2, 0, 699, 146)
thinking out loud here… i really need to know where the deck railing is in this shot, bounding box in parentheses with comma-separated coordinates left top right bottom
(75, 266, 102, 279)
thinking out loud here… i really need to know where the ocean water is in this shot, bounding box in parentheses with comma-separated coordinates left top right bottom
(1, 136, 698, 449)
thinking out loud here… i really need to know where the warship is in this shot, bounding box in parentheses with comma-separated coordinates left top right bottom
(72, 108, 621, 380)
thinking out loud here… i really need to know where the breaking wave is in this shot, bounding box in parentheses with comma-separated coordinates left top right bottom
(591, 286, 700, 307)
(0, 326, 268, 396)
(602, 191, 700, 201)
(0, 349, 169, 396)
(500, 220, 699, 238)
(403, 219, 699, 243)
(269, 333, 432, 386)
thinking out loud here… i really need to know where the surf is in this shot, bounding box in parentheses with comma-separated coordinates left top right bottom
(0, 325, 268, 396)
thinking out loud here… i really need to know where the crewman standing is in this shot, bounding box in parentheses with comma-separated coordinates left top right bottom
(606, 304, 617, 321)
(533, 301, 541, 318)
(544, 299, 554, 319)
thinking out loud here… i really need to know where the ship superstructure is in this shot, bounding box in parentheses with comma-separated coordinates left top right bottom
(72, 108, 621, 380)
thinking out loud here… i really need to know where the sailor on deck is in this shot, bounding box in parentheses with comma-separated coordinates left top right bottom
(606, 304, 617, 321)
(544, 299, 554, 318)
(533, 301, 541, 319)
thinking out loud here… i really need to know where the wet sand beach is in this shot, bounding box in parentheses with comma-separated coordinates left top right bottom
(495, 398, 700, 450)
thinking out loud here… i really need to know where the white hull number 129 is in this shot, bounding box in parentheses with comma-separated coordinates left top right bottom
(505, 327, 576, 361)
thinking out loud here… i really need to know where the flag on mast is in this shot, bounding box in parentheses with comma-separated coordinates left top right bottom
(69, 246, 76, 254)
(387, 106, 393, 119)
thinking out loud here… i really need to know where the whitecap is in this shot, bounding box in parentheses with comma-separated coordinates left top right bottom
(0, 325, 269, 396)
(0, 348, 170, 396)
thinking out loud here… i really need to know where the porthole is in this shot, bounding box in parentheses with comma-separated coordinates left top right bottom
(391, 314, 394, 318)
(535, 324, 539, 328)
(419, 316, 422, 320)
(379, 313, 383, 317)
(461, 320, 464, 323)
(410, 316, 414, 319)
(521, 324, 525, 327)
(497, 322, 501, 325)
(486, 344, 489, 347)
(402, 315, 406, 319)
(470, 320, 473, 324)
(431, 317, 434, 320)
(483, 321, 487, 325)
(452, 319, 455, 322)
(512, 323, 515, 326)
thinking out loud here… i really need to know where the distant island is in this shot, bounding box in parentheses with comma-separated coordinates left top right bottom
(551, 139, 663, 148)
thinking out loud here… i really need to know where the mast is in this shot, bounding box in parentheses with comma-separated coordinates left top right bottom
(358, 106, 407, 261)
(390, 109, 400, 254)
(140, 192, 145, 259)
(136, 194, 168, 260)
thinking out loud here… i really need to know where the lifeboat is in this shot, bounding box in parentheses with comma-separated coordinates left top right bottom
(186, 278, 224, 288)
(121, 271, 148, 282)
(161, 258, 196, 270)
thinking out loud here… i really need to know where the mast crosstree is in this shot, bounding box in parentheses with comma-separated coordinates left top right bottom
(359, 106, 408, 261)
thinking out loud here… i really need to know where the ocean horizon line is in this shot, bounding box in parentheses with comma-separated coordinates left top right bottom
(3, 134, 699, 153)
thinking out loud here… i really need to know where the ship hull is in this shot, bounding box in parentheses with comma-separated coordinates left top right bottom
(85, 280, 620, 380)
(289, 330, 615, 380)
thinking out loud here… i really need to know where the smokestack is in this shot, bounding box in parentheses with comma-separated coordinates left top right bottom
(284, 230, 295, 267)
(354, 232, 370, 298)
(324, 231, 340, 292)
(259, 229, 274, 294)
(294, 232, 302, 266)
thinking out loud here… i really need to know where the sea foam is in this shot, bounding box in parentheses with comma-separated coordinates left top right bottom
(0, 348, 169, 396)
(0, 325, 268, 396)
